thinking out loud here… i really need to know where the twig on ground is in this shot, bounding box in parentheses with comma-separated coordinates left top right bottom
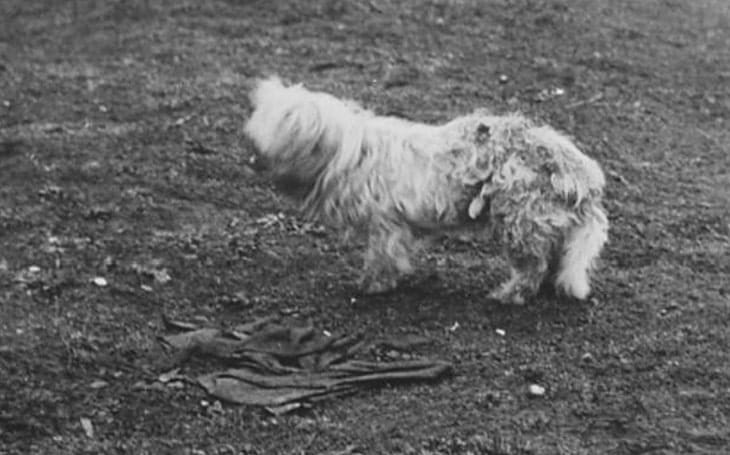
(319, 445, 360, 455)
(352, 0, 384, 14)
(308, 60, 365, 73)
(566, 93, 604, 109)
(184, 137, 217, 155)
(606, 169, 629, 186)
(696, 128, 721, 147)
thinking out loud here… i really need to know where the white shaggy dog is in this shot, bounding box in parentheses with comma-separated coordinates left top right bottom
(244, 77, 608, 304)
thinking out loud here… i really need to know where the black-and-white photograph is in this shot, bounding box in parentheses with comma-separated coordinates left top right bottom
(1, 1, 728, 454)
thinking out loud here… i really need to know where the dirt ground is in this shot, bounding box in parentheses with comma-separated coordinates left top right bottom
(1, 0, 729, 454)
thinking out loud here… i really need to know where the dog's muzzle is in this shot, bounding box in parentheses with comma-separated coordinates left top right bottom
(247, 153, 313, 198)
(248, 153, 269, 173)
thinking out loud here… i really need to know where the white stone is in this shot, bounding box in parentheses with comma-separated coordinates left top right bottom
(528, 384, 546, 396)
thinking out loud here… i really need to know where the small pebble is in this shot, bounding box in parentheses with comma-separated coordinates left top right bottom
(91, 277, 108, 287)
(89, 380, 109, 389)
(528, 384, 546, 397)
(28, 265, 41, 273)
(495, 328, 506, 337)
(80, 417, 94, 438)
(499, 74, 509, 83)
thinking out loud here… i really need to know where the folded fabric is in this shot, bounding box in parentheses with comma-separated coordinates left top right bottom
(159, 316, 452, 413)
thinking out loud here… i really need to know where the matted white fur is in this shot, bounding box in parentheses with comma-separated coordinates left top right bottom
(244, 77, 609, 304)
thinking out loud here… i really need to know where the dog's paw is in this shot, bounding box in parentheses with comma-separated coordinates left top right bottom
(489, 287, 527, 305)
(357, 275, 398, 295)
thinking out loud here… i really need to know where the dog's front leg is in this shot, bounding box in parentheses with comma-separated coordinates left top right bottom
(490, 234, 552, 305)
(358, 222, 415, 295)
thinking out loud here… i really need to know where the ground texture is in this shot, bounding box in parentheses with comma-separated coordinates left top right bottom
(1, 0, 729, 454)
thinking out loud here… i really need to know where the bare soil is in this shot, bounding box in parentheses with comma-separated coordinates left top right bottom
(1, 0, 729, 454)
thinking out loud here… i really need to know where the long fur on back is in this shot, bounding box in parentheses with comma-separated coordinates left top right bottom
(246, 78, 602, 226)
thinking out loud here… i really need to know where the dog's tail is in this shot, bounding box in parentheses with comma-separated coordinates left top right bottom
(554, 203, 608, 300)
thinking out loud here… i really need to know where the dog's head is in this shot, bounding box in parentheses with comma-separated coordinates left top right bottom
(244, 77, 368, 203)
(244, 78, 336, 198)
